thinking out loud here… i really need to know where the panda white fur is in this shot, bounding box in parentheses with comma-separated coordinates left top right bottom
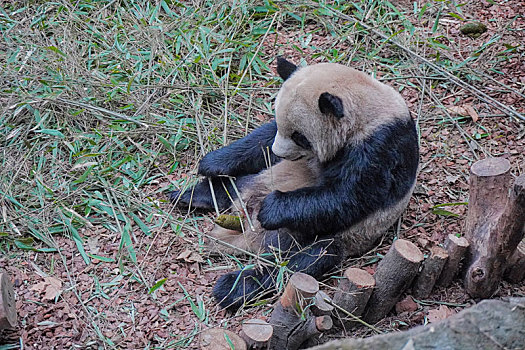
(170, 58, 419, 309)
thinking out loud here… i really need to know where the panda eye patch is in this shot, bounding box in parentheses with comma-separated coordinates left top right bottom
(291, 131, 312, 149)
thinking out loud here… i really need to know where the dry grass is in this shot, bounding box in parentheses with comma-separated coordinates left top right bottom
(0, 0, 523, 348)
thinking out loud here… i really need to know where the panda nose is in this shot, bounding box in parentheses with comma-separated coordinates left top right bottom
(271, 131, 294, 158)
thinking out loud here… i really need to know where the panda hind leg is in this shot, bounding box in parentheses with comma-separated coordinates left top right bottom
(168, 179, 217, 209)
(213, 232, 344, 310)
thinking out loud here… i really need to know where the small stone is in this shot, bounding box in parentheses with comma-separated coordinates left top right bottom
(417, 238, 429, 249)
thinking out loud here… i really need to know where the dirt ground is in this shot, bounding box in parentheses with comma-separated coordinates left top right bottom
(1, 0, 524, 349)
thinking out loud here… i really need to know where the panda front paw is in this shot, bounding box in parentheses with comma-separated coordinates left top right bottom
(168, 187, 212, 209)
(257, 191, 285, 230)
(198, 152, 232, 176)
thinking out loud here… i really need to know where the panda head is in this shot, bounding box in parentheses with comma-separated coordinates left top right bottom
(272, 57, 409, 163)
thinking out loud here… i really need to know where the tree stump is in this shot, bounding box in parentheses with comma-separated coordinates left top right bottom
(241, 319, 273, 349)
(504, 239, 525, 284)
(413, 246, 448, 299)
(200, 328, 247, 350)
(362, 239, 423, 324)
(332, 268, 375, 328)
(299, 315, 333, 349)
(464, 158, 525, 298)
(436, 234, 470, 287)
(311, 291, 334, 317)
(0, 272, 16, 330)
(269, 272, 332, 350)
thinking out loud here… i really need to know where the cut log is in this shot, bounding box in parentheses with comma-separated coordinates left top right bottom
(200, 328, 247, 350)
(311, 291, 334, 316)
(314, 315, 333, 332)
(279, 272, 319, 309)
(332, 268, 375, 328)
(437, 234, 469, 287)
(291, 315, 334, 350)
(240, 319, 273, 349)
(269, 272, 331, 350)
(464, 158, 525, 298)
(413, 246, 448, 299)
(0, 272, 16, 330)
(306, 298, 525, 350)
(362, 239, 423, 324)
(504, 239, 525, 283)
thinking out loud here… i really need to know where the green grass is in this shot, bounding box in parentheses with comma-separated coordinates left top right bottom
(1, 0, 523, 348)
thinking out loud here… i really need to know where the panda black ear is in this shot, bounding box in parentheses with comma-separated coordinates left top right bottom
(319, 92, 344, 119)
(276, 57, 297, 81)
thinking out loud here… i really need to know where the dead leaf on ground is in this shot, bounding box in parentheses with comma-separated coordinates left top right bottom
(31, 277, 63, 301)
(395, 296, 419, 314)
(176, 249, 204, 263)
(446, 104, 479, 122)
(427, 305, 455, 323)
(87, 236, 100, 254)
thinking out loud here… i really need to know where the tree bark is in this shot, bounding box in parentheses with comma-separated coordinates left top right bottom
(269, 272, 331, 350)
(362, 239, 423, 324)
(437, 234, 469, 287)
(332, 268, 375, 328)
(464, 158, 525, 298)
(413, 246, 448, 299)
(504, 239, 525, 283)
(0, 272, 16, 330)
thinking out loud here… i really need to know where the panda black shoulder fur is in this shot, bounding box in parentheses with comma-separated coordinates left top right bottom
(170, 58, 419, 309)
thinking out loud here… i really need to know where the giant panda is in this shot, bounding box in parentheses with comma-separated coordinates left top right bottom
(170, 57, 419, 310)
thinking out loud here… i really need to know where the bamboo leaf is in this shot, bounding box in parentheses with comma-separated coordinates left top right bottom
(149, 278, 168, 294)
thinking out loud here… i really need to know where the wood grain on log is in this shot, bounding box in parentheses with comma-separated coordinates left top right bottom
(0, 272, 16, 330)
(362, 239, 423, 324)
(241, 319, 273, 349)
(413, 246, 448, 299)
(280, 272, 319, 310)
(332, 268, 375, 328)
(464, 158, 525, 298)
(315, 315, 333, 331)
